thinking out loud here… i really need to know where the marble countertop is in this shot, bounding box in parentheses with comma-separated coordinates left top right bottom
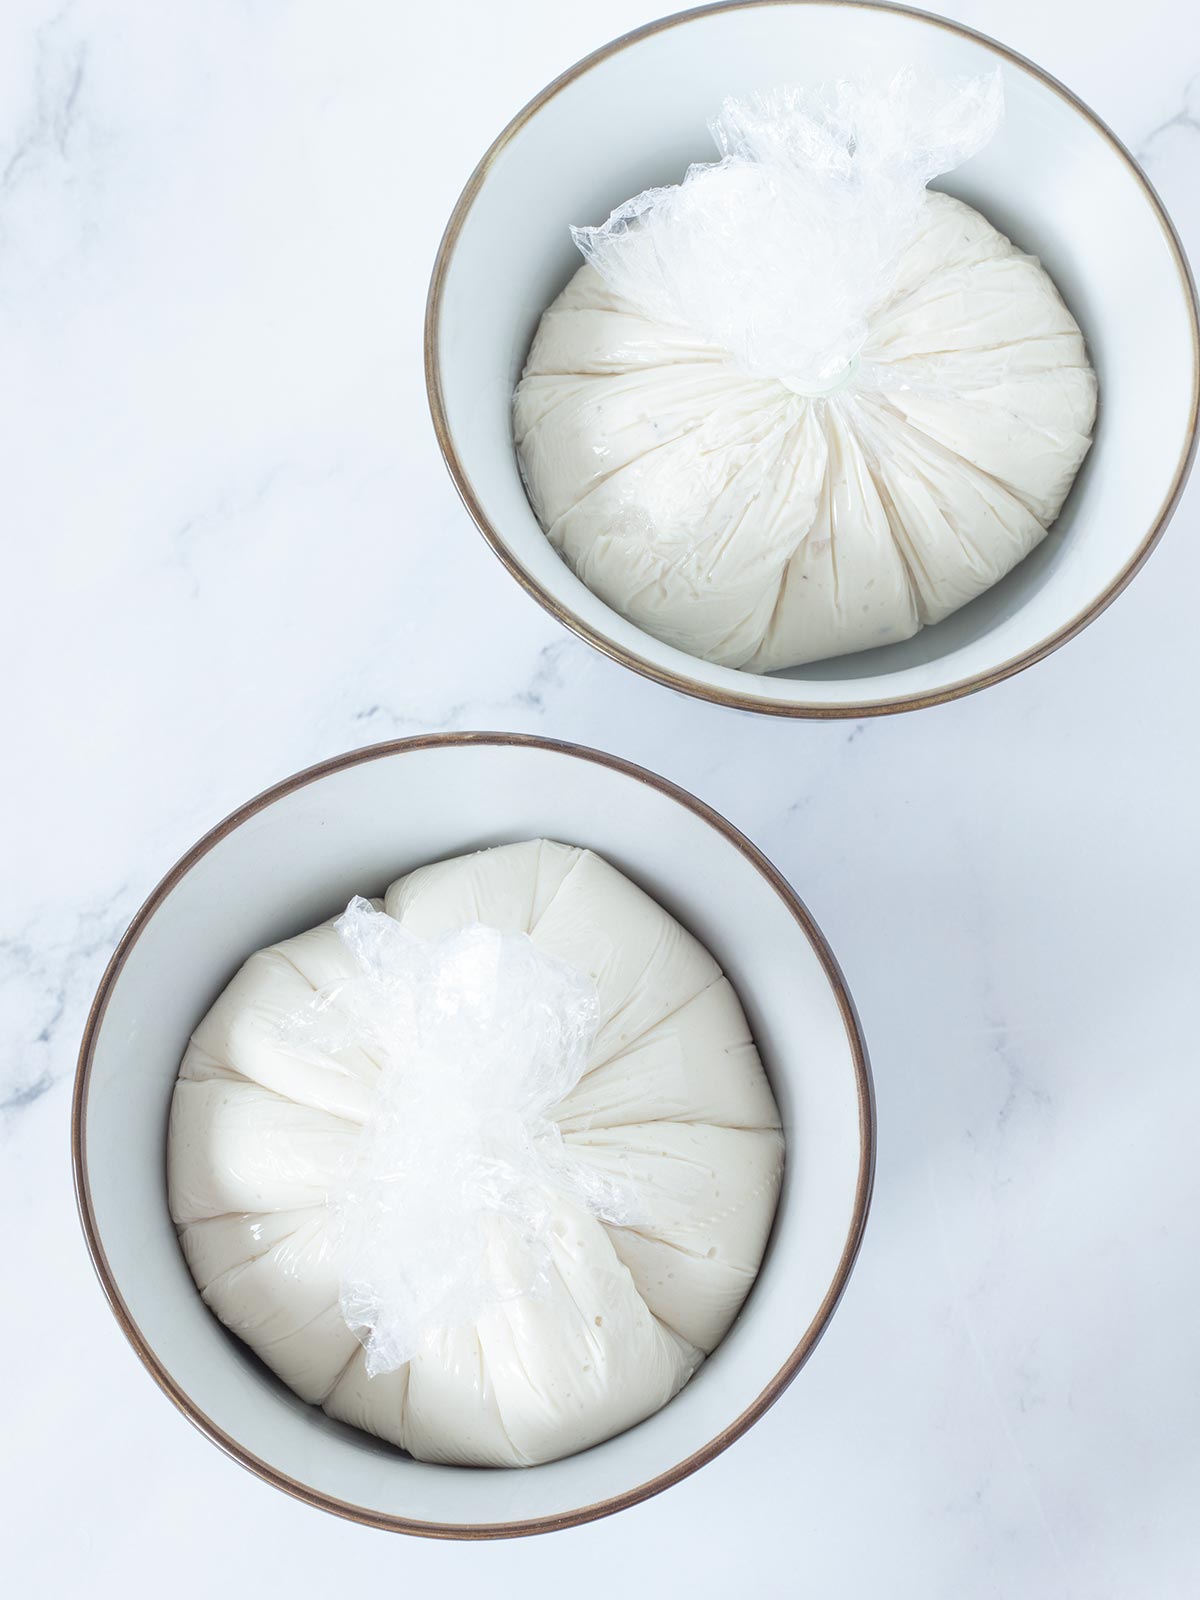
(5, 1, 1198, 1594)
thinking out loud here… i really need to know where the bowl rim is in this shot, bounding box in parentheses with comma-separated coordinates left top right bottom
(72, 730, 875, 1539)
(425, 0, 1200, 720)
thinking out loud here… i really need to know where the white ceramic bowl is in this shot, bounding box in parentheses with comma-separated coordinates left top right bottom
(427, 1, 1198, 718)
(74, 734, 872, 1537)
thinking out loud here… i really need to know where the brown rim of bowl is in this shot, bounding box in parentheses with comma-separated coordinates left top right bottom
(425, 0, 1200, 720)
(72, 730, 875, 1540)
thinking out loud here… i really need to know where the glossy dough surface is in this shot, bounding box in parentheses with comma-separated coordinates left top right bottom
(167, 841, 783, 1466)
(514, 192, 1097, 670)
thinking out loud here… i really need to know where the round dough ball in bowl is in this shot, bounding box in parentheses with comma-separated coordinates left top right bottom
(167, 839, 785, 1468)
(75, 734, 872, 1537)
(515, 188, 1098, 672)
(427, 2, 1198, 717)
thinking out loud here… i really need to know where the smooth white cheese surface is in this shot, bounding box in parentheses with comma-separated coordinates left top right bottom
(514, 191, 1098, 670)
(167, 840, 784, 1467)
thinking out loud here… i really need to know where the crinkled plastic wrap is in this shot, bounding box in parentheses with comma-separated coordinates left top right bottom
(514, 71, 1098, 670)
(283, 899, 644, 1376)
(573, 71, 1003, 392)
(167, 840, 784, 1467)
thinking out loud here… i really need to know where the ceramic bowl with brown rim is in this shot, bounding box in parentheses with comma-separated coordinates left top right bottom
(73, 733, 873, 1538)
(426, 0, 1198, 718)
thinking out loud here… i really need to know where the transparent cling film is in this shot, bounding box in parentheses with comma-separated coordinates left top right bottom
(282, 897, 644, 1375)
(571, 70, 1005, 393)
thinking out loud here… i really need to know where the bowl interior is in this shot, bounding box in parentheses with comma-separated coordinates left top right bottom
(79, 739, 869, 1531)
(432, 1, 1196, 712)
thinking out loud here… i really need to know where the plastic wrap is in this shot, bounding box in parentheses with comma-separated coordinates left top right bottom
(284, 897, 642, 1375)
(573, 70, 1003, 394)
(515, 72, 1097, 672)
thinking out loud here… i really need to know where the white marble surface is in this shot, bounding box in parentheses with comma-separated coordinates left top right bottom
(4, 0, 1199, 1592)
